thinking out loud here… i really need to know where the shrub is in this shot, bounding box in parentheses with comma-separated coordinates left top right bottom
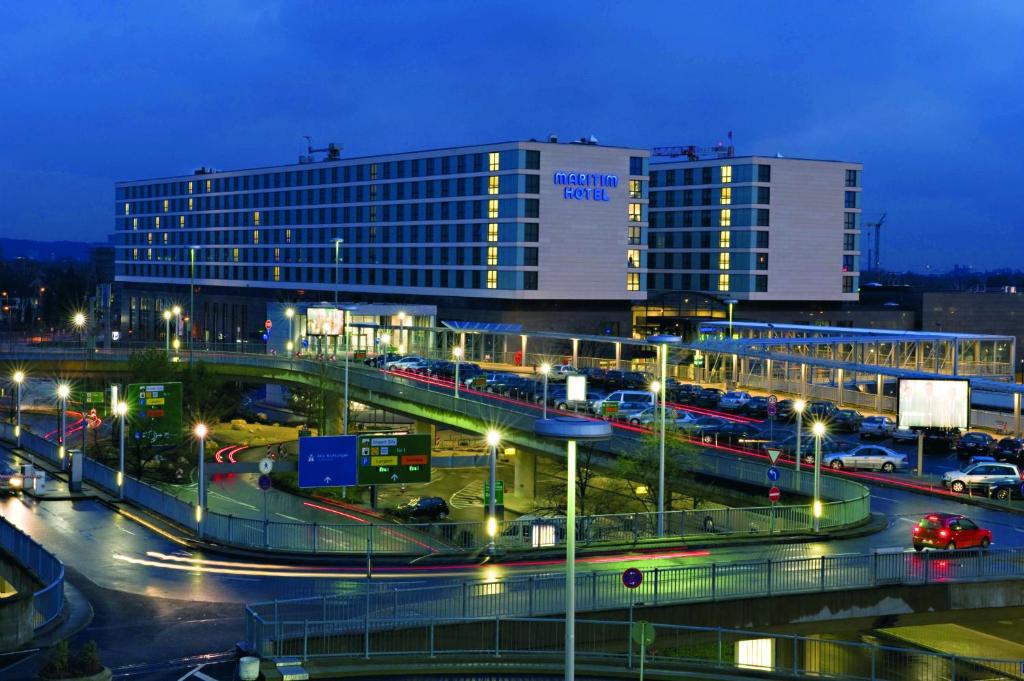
(38, 639, 103, 679)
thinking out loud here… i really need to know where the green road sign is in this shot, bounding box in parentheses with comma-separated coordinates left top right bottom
(484, 480, 505, 506)
(357, 433, 431, 485)
(127, 382, 183, 447)
(632, 620, 656, 647)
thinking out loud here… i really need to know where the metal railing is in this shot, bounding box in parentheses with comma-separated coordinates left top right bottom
(248, 615, 1024, 681)
(246, 547, 1024, 660)
(0, 513, 64, 631)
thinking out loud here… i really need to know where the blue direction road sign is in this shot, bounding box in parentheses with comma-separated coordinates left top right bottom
(622, 567, 643, 589)
(258, 474, 272, 491)
(298, 435, 358, 489)
(767, 394, 778, 416)
(767, 466, 780, 482)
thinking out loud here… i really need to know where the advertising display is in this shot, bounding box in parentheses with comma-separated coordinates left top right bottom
(897, 378, 970, 430)
(306, 307, 345, 336)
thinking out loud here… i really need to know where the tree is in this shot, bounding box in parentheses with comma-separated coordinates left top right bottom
(613, 433, 701, 513)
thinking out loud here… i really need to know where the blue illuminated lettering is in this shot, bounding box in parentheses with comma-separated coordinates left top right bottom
(552, 170, 618, 202)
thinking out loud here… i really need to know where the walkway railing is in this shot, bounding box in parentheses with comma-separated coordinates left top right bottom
(0, 513, 64, 631)
(245, 547, 1024, 657)
(248, 615, 1023, 681)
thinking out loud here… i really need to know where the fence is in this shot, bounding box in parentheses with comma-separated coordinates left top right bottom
(246, 547, 1024, 662)
(0, 513, 64, 631)
(247, 615, 1024, 681)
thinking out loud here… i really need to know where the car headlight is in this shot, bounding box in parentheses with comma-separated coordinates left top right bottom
(9, 475, 23, 489)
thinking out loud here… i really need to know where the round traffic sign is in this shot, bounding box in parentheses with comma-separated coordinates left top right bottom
(265, 319, 273, 330)
(631, 620, 656, 647)
(767, 466, 780, 482)
(258, 474, 272, 491)
(622, 567, 643, 589)
(767, 395, 778, 404)
(768, 486, 781, 503)
(259, 457, 274, 475)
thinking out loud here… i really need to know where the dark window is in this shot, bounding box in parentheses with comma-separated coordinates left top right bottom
(757, 164, 771, 182)
(757, 187, 770, 204)
(844, 191, 857, 209)
(757, 209, 770, 227)
(844, 233, 856, 250)
(845, 169, 858, 187)
(755, 275, 768, 292)
(682, 169, 693, 186)
(844, 212, 857, 229)
(756, 231, 769, 248)
(524, 174, 540, 194)
(843, 276, 856, 293)
(629, 156, 645, 175)
(525, 150, 540, 170)
(523, 247, 539, 266)
(700, 210, 711, 227)
(524, 223, 539, 242)
(523, 271, 538, 290)
(756, 253, 768, 270)
(701, 167, 712, 184)
(525, 199, 540, 218)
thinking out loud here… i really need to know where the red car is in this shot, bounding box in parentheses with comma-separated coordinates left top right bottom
(913, 513, 992, 552)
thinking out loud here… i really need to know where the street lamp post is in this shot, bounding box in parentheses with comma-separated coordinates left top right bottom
(189, 247, 198, 361)
(163, 309, 172, 355)
(340, 305, 357, 435)
(540, 363, 551, 419)
(12, 371, 24, 448)
(647, 334, 681, 537)
(812, 421, 825, 532)
(485, 430, 501, 554)
(285, 308, 295, 351)
(194, 423, 208, 538)
(172, 305, 181, 349)
(73, 312, 86, 348)
(794, 399, 806, 485)
(57, 383, 70, 467)
(333, 238, 344, 306)
(453, 346, 464, 398)
(116, 401, 128, 500)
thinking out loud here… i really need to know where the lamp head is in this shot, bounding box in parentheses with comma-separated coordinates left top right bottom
(172, 305, 181, 315)
(13, 371, 24, 384)
(194, 423, 208, 439)
(115, 401, 128, 417)
(72, 312, 86, 328)
(57, 384, 70, 399)
(285, 308, 295, 319)
(485, 429, 501, 448)
(540, 362, 551, 375)
(163, 310, 172, 320)
(650, 380, 661, 394)
(452, 346, 463, 359)
(812, 421, 826, 437)
(794, 399, 806, 414)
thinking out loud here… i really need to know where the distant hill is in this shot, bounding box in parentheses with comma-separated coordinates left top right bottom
(0, 238, 104, 262)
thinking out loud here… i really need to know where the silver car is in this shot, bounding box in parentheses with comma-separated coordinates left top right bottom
(822, 445, 908, 472)
(630, 407, 698, 429)
(859, 416, 895, 439)
(943, 461, 1022, 494)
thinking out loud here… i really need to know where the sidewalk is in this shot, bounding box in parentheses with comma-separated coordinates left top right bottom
(877, 623, 1024, 679)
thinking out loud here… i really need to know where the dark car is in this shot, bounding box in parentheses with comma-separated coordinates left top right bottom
(622, 371, 651, 390)
(694, 387, 724, 408)
(669, 383, 701, 403)
(994, 437, 1024, 465)
(603, 370, 627, 391)
(392, 496, 450, 522)
(774, 399, 797, 420)
(579, 367, 609, 389)
(428, 360, 456, 378)
(366, 352, 403, 368)
(956, 431, 995, 458)
(829, 409, 864, 433)
(740, 396, 770, 418)
(502, 377, 543, 401)
(920, 427, 961, 453)
(685, 415, 731, 437)
(714, 422, 766, 447)
(806, 400, 837, 418)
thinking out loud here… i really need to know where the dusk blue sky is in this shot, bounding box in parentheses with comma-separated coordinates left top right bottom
(1, 1, 1021, 271)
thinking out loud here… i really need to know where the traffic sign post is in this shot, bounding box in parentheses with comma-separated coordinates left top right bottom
(631, 620, 656, 680)
(766, 466, 780, 482)
(622, 567, 643, 589)
(298, 435, 358, 488)
(768, 486, 781, 503)
(766, 394, 778, 416)
(357, 434, 431, 485)
(484, 480, 505, 507)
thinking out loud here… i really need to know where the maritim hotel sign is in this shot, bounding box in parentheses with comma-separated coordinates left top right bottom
(553, 171, 618, 202)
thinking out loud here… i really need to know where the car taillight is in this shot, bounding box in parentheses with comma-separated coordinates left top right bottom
(939, 529, 949, 538)
(913, 526, 920, 534)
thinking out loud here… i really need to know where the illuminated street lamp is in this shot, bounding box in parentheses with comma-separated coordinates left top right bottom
(485, 429, 501, 554)
(794, 399, 806, 482)
(72, 311, 87, 348)
(163, 309, 172, 355)
(812, 420, 825, 532)
(647, 333, 681, 536)
(194, 423, 208, 537)
(12, 371, 24, 448)
(452, 345, 464, 398)
(540, 362, 552, 419)
(189, 246, 200, 360)
(56, 383, 71, 465)
(285, 307, 295, 349)
(115, 401, 128, 499)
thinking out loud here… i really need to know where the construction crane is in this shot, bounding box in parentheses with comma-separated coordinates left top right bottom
(652, 135, 735, 161)
(862, 213, 886, 271)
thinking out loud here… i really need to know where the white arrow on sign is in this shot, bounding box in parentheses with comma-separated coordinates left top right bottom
(766, 448, 782, 464)
(324, 476, 332, 484)
(390, 473, 400, 481)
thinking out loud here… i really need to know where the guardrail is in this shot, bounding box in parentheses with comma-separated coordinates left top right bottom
(246, 547, 1024, 659)
(0, 348, 871, 555)
(0, 512, 64, 631)
(246, 615, 1022, 681)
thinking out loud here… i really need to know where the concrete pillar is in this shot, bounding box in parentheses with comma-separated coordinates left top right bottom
(614, 342, 621, 371)
(766, 359, 773, 393)
(324, 392, 343, 435)
(1015, 393, 1021, 438)
(412, 420, 436, 440)
(836, 368, 844, 407)
(876, 374, 883, 413)
(572, 338, 579, 368)
(520, 334, 528, 367)
(953, 340, 960, 376)
(800, 363, 808, 398)
(514, 448, 537, 500)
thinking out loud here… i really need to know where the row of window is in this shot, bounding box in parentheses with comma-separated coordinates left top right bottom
(649, 164, 771, 188)
(121, 174, 553, 215)
(121, 262, 540, 290)
(648, 252, 770, 271)
(649, 208, 770, 229)
(122, 223, 541, 248)
(646, 272, 769, 293)
(124, 245, 540, 267)
(648, 230, 770, 250)
(649, 186, 770, 208)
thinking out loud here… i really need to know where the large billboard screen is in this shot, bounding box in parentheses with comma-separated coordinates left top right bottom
(307, 307, 344, 336)
(897, 378, 970, 430)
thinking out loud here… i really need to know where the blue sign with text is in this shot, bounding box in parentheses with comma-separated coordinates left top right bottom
(298, 435, 358, 488)
(553, 171, 618, 202)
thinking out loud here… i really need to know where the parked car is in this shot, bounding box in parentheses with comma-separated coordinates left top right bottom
(551, 389, 606, 413)
(630, 407, 698, 429)
(942, 461, 1022, 494)
(501, 377, 542, 401)
(956, 432, 996, 459)
(962, 455, 997, 469)
(829, 409, 864, 433)
(592, 390, 656, 416)
(714, 421, 767, 447)
(383, 355, 425, 370)
(693, 387, 724, 408)
(481, 372, 520, 391)
(921, 427, 962, 453)
(392, 496, 450, 521)
(611, 402, 656, 423)
(859, 415, 896, 439)
(890, 426, 919, 443)
(0, 464, 24, 495)
(740, 396, 770, 418)
(806, 400, 837, 418)
(718, 391, 752, 411)
(622, 371, 651, 390)
(773, 399, 797, 420)
(578, 367, 609, 389)
(912, 513, 991, 551)
(550, 364, 577, 381)
(669, 383, 702, 404)
(994, 437, 1024, 464)
(683, 415, 730, 436)
(821, 445, 908, 472)
(366, 352, 403, 368)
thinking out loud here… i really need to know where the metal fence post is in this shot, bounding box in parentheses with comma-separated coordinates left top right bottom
(717, 627, 723, 666)
(949, 653, 957, 681)
(591, 571, 597, 609)
(653, 567, 660, 603)
(711, 563, 717, 600)
(870, 646, 876, 680)
(820, 556, 826, 590)
(494, 615, 500, 657)
(462, 581, 468, 618)
(429, 620, 435, 658)
(766, 559, 772, 595)
(303, 619, 308, 660)
(792, 637, 798, 674)
(528, 576, 534, 616)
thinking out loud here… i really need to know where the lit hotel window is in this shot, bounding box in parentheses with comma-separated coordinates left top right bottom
(285, 229, 292, 243)
(719, 230, 731, 248)
(627, 226, 641, 245)
(488, 199, 499, 219)
(188, 181, 193, 194)
(486, 270, 497, 289)
(274, 248, 280, 262)
(132, 218, 138, 230)
(132, 248, 138, 261)
(254, 211, 260, 226)
(178, 216, 184, 228)
(162, 233, 168, 244)
(721, 165, 732, 184)
(629, 179, 641, 199)
(146, 248, 153, 261)
(188, 198, 193, 210)
(628, 203, 641, 222)
(273, 266, 281, 282)
(205, 179, 211, 193)
(488, 223, 498, 242)
(124, 203, 130, 215)
(720, 187, 732, 205)
(155, 216, 161, 228)
(163, 199, 169, 212)
(147, 233, 153, 244)
(718, 274, 730, 291)
(719, 252, 730, 270)
(489, 152, 500, 172)
(232, 248, 239, 263)
(627, 249, 640, 268)
(719, 209, 731, 227)
(626, 272, 640, 291)
(370, 163, 378, 180)
(252, 230, 259, 245)
(487, 246, 498, 266)
(489, 176, 499, 195)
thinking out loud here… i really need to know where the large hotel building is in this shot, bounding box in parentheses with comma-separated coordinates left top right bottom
(113, 138, 861, 341)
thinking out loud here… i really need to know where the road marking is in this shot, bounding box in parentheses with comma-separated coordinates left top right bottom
(176, 664, 206, 681)
(276, 513, 303, 522)
(116, 525, 136, 536)
(209, 491, 258, 511)
(193, 672, 217, 681)
(871, 494, 901, 502)
(449, 481, 484, 509)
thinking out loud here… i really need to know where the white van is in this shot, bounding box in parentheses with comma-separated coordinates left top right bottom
(592, 390, 656, 415)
